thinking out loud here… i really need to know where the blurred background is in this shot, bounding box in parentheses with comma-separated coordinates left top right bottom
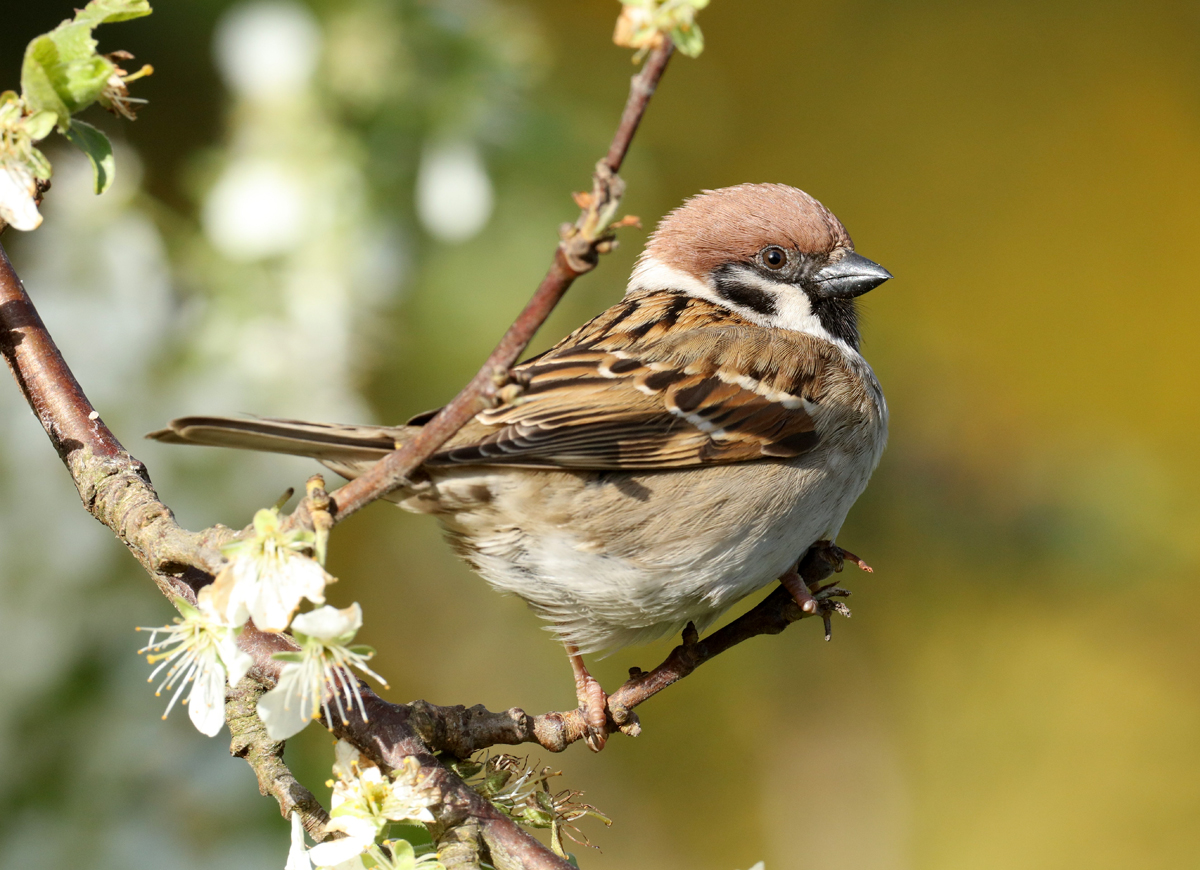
(2, 0, 1199, 867)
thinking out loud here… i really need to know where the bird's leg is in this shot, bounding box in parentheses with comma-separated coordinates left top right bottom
(779, 563, 820, 614)
(564, 642, 609, 750)
(781, 542, 862, 640)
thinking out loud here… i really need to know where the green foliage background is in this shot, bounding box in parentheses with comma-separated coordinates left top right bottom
(2, 1, 1199, 868)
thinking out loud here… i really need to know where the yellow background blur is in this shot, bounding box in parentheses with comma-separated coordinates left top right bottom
(2, 1, 1198, 868)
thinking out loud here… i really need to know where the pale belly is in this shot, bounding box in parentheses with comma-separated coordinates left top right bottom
(397, 447, 875, 653)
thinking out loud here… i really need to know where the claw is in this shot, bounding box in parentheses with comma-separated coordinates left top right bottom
(810, 540, 874, 574)
(837, 546, 874, 573)
(820, 599, 852, 641)
(565, 642, 609, 751)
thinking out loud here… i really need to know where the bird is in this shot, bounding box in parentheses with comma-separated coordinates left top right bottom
(149, 183, 891, 745)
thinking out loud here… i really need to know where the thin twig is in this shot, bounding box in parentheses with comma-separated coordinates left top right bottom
(409, 547, 847, 755)
(327, 40, 675, 522)
(0, 243, 570, 869)
(0, 32, 744, 870)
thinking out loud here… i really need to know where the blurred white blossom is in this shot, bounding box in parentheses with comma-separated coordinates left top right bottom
(137, 587, 253, 737)
(415, 140, 494, 243)
(257, 602, 387, 739)
(214, 0, 322, 101)
(202, 158, 309, 260)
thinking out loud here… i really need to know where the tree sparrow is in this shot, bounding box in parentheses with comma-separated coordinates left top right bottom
(151, 183, 891, 741)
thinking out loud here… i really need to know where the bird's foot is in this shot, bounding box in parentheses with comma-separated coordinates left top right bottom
(780, 564, 821, 614)
(566, 644, 610, 751)
(780, 547, 856, 640)
(812, 582, 852, 641)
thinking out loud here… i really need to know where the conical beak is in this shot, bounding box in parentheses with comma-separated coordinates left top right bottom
(812, 252, 892, 298)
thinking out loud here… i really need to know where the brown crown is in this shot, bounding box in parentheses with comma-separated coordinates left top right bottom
(643, 183, 853, 279)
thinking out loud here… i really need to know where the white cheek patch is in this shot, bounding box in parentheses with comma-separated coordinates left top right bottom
(626, 256, 713, 298)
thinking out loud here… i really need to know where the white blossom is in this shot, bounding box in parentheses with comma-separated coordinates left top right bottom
(305, 741, 440, 869)
(257, 603, 387, 739)
(287, 812, 315, 870)
(211, 507, 332, 631)
(0, 160, 42, 231)
(136, 587, 253, 736)
(287, 811, 368, 870)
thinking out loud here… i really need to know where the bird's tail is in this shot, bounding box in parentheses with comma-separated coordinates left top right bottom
(147, 416, 409, 471)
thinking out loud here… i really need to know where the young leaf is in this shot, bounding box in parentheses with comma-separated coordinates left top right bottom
(671, 21, 705, 57)
(19, 0, 153, 128)
(21, 110, 57, 142)
(74, 0, 153, 27)
(62, 119, 115, 193)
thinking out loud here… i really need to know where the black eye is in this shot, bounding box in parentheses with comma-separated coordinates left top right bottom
(762, 246, 787, 270)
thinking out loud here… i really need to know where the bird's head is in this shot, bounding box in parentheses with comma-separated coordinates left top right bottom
(628, 183, 891, 350)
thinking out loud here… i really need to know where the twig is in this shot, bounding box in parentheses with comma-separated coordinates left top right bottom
(327, 40, 675, 522)
(410, 547, 847, 755)
(0, 30, 741, 870)
(0, 243, 571, 869)
(227, 679, 331, 841)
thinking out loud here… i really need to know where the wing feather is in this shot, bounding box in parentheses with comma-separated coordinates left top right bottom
(430, 291, 845, 470)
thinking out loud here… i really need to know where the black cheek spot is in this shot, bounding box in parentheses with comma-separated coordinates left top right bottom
(713, 265, 778, 317)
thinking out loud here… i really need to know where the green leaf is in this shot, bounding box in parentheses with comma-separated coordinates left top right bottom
(671, 21, 705, 57)
(61, 119, 114, 193)
(21, 33, 114, 126)
(18, 0, 152, 127)
(27, 147, 52, 182)
(384, 839, 417, 870)
(74, 0, 153, 26)
(271, 651, 305, 664)
(22, 110, 57, 141)
(171, 595, 200, 619)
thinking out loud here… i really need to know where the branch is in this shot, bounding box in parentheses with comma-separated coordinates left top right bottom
(0, 32, 714, 870)
(227, 679, 331, 841)
(408, 547, 848, 755)
(0, 243, 572, 869)
(327, 40, 675, 522)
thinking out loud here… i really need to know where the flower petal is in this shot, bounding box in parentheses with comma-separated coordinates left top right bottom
(217, 629, 254, 686)
(331, 738, 363, 780)
(247, 555, 329, 632)
(324, 812, 381, 844)
(307, 836, 369, 867)
(0, 163, 43, 231)
(188, 655, 228, 736)
(287, 813, 313, 870)
(207, 564, 251, 626)
(291, 602, 361, 640)
(257, 664, 314, 740)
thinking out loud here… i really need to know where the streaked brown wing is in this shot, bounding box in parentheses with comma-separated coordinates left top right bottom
(430, 292, 833, 470)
